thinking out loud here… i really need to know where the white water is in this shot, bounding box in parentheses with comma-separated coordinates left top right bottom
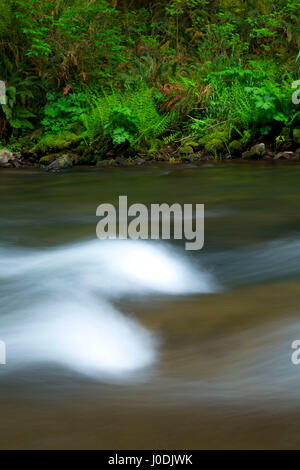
(0, 240, 215, 380)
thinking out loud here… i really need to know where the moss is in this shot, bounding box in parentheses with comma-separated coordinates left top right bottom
(33, 132, 81, 154)
(179, 145, 194, 154)
(183, 140, 199, 148)
(293, 128, 300, 143)
(229, 140, 243, 154)
(198, 129, 230, 153)
(39, 154, 57, 167)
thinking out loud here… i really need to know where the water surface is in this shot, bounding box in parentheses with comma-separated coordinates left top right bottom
(1, 162, 300, 449)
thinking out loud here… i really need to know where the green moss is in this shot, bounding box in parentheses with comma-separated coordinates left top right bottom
(33, 132, 81, 153)
(229, 140, 243, 153)
(179, 145, 194, 154)
(293, 128, 300, 143)
(183, 140, 199, 148)
(39, 154, 57, 167)
(198, 129, 230, 153)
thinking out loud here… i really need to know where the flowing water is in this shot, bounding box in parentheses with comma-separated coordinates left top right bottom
(1, 162, 300, 449)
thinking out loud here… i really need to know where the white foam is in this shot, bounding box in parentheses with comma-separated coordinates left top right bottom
(0, 239, 215, 380)
(0, 239, 214, 295)
(3, 295, 156, 378)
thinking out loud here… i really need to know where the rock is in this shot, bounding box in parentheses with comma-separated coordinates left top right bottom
(242, 150, 252, 160)
(265, 151, 274, 159)
(96, 160, 111, 167)
(273, 151, 294, 160)
(114, 156, 133, 166)
(46, 155, 73, 172)
(282, 141, 293, 150)
(115, 156, 125, 165)
(0, 162, 12, 168)
(0, 148, 13, 166)
(39, 154, 58, 167)
(242, 143, 266, 160)
(0, 149, 21, 169)
(70, 153, 80, 165)
(13, 152, 22, 161)
(10, 159, 20, 168)
(250, 143, 265, 156)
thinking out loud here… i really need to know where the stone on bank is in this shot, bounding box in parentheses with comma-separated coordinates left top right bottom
(46, 155, 73, 172)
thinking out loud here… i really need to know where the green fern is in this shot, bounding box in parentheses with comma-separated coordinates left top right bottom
(163, 131, 180, 145)
(81, 87, 173, 149)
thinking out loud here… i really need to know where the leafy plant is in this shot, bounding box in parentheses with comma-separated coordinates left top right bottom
(0, 0, 299, 153)
(244, 83, 290, 134)
(189, 118, 211, 137)
(81, 87, 173, 151)
(41, 92, 88, 134)
(0, 83, 36, 134)
(104, 106, 137, 145)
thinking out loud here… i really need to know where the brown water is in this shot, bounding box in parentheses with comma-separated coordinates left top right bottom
(1, 162, 300, 449)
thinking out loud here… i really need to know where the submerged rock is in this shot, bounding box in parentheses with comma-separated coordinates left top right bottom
(46, 155, 73, 172)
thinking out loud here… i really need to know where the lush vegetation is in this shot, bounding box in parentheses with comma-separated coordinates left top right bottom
(0, 0, 299, 164)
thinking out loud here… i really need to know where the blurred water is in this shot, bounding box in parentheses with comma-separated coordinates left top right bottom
(1, 163, 300, 449)
(0, 240, 214, 379)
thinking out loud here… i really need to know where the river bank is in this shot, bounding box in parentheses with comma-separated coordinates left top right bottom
(1, 139, 300, 172)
